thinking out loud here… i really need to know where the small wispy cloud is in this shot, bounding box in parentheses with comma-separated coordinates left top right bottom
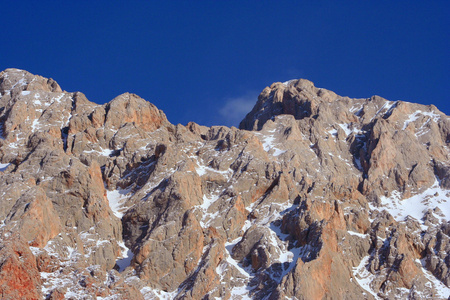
(218, 91, 258, 127)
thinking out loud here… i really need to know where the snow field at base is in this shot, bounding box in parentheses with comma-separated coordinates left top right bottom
(377, 180, 450, 225)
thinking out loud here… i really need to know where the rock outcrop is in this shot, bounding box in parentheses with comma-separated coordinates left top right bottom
(0, 69, 449, 299)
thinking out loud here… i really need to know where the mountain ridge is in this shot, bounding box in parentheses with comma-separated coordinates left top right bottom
(0, 68, 449, 299)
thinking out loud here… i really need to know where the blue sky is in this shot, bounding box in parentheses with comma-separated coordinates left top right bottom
(1, 1, 448, 126)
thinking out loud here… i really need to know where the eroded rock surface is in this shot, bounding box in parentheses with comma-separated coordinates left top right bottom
(0, 69, 449, 299)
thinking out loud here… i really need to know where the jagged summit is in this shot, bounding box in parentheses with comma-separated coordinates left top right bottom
(0, 69, 449, 299)
(240, 78, 444, 132)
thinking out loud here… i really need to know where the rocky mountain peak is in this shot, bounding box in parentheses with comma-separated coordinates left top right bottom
(0, 68, 61, 94)
(0, 69, 449, 299)
(239, 78, 339, 130)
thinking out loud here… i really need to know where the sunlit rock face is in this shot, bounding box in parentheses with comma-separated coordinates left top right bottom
(0, 69, 449, 299)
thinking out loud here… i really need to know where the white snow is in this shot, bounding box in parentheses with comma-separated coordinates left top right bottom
(200, 194, 220, 211)
(196, 163, 207, 176)
(52, 94, 64, 104)
(230, 285, 253, 300)
(100, 148, 114, 156)
(327, 128, 338, 137)
(84, 147, 115, 157)
(378, 180, 450, 224)
(272, 148, 286, 156)
(282, 79, 296, 86)
(0, 163, 10, 172)
(347, 231, 368, 238)
(350, 104, 364, 113)
(192, 155, 232, 178)
(116, 241, 134, 272)
(257, 132, 286, 156)
(223, 237, 255, 298)
(97, 296, 120, 300)
(416, 259, 450, 298)
(224, 238, 248, 276)
(402, 111, 441, 130)
(338, 123, 353, 136)
(21, 90, 30, 95)
(11, 78, 26, 89)
(31, 119, 40, 131)
(371, 100, 397, 121)
(106, 188, 131, 218)
(140, 286, 178, 300)
(198, 194, 221, 228)
(383, 101, 396, 112)
(353, 255, 381, 299)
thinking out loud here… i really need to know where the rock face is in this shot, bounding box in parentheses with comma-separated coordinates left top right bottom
(0, 69, 449, 299)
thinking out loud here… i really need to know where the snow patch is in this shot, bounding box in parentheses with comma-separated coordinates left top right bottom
(12, 78, 26, 89)
(0, 163, 10, 172)
(116, 241, 134, 272)
(353, 255, 380, 299)
(416, 259, 450, 298)
(140, 286, 178, 300)
(198, 194, 221, 228)
(257, 132, 286, 157)
(403, 111, 441, 130)
(85, 147, 115, 157)
(282, 79, 296, 86)
(106, 188, 132, 218)
(348, 231, 368, 238)
(21, 90, 30, 95)
(31, 119, 41, 131)
(192, 155, 232, 178)
(327, 128, 338, 137)
(378, 180, 450, 224)
(338, 123, 353, 136)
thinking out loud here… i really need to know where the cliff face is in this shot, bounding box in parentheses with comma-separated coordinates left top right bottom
(0, 69, 449, 299)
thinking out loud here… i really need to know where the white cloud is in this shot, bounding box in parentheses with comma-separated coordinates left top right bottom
(218, 91, 258, 127)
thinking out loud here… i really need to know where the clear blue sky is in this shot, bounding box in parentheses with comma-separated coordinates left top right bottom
(1, 1, 448, 126)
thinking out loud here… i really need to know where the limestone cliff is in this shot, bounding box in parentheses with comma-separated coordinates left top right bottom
(0, 69, 449, 299)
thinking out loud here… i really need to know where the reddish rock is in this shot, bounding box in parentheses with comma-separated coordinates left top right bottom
(0, 234, 42, 300)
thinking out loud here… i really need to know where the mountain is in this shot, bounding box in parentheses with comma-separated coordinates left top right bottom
(0, 68, 449, 299)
